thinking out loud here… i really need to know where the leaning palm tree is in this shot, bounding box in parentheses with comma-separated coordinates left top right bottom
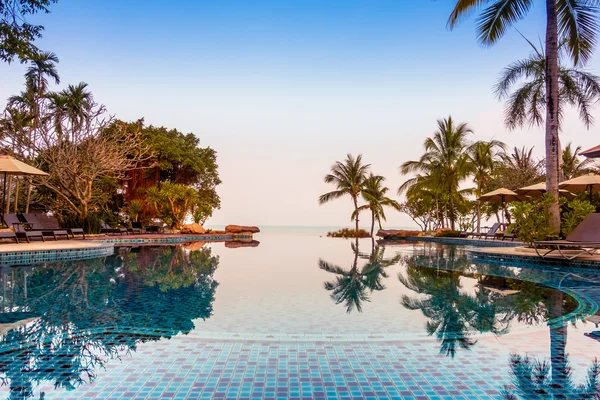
(561, 142, 595, 179)
(469, 140, 506, 232)
(448, 0, 600, 235)
(495, 39, 600, 131)
(353, 174, 401, 237)
(319, 154, 370, 234)
(400, 117, 473, 230)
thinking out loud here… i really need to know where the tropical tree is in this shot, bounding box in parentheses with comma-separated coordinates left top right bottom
(0, 0, 58, 63)
(561, 142, 595, 179)
(146, 182, 199, 229)
(495, 39, 600, 131)
(469, 140, 506, 232)
(493, 146, 544, 190)
(319, 153, 370, 234)
(353, 173, 401, 237)
(400, 117, 473, 230)
(448, 0, 600, 235)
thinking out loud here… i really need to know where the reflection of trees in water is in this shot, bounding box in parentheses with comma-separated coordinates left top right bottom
(502, 354, 600, 399)
(0, 245, 219, 399)
(320, 239, 400, 313)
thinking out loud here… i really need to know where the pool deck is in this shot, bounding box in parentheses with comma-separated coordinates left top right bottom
(469, 246, 600, 268)
(0, 233, 253, 265)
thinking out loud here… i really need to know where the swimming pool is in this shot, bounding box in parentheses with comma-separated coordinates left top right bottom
(1, 230, 600, 399)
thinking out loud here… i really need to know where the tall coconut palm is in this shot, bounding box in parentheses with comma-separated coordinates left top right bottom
(24, 51, 60, 98)
(469, 140, 506, 232)
(561, 142, 594, 179)
(448, 0, 600, 235)
(59, 82, 93, 134)
(400, 117, 473, 230)
(319, 154, 370, 234)
(495, 40, 600, 131)
(353, 174, 401, 237)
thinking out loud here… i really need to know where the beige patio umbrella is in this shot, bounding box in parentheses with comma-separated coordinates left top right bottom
(479, 188, 527, 226)
(0, 155, 48, 219)
(516, 182, 575, 199)
(559, 173, 600, 202)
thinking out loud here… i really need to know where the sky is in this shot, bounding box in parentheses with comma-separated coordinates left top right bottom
(1, 0, 599, 229)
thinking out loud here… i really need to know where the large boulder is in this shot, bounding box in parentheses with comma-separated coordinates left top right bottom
(225, 225, 260, 234)
(180, 223, 206, 234)
(225, 240, 260, 249)
(376, 229, 421, 239)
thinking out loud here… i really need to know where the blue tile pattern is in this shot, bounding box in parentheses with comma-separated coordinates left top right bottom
(404, 236, 522, 247)
(0, 244, 114, 266)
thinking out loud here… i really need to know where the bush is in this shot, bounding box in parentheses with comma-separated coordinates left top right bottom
(509, 193, 558, 246)
(562, 199, 595, 237)
(61, 213, 104, 234)
(435, 230, 462, 238)
(327, 228, 371, 238)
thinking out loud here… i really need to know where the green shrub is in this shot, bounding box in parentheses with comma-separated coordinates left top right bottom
(435, 230, 462, 237)
(61, 213, 104, 234)
(509, 193, 558, 246)
(562, 199, 595, 237)
(326, 228, 371, 238)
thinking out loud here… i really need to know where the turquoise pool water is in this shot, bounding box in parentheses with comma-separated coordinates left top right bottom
(1, 230, 600, 399)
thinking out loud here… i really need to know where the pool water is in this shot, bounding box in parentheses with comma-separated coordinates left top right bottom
(1, 230, 600, 399)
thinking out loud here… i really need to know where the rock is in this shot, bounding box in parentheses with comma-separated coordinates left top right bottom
(225, 240, 260, 248)
(184, 241, 207, 251)
(180, 223, 206, 234)
(225, 225, 260, 234)
(376, 229, 421, 239)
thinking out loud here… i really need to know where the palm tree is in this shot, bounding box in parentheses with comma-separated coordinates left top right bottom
(319, 153, 370, 234)
(353, 174, 401, 237)
(561, 142, 594, 179)
(400, 116, 473, 230)
(495, 39, 600, 131)
(59, 82, 94, 134)
(494, 146, 544, 190)
(320, 242, 395, 313)
(469, 140, 506, 232)
(24, 51, 60, 98)
(448, 0, 600, 235)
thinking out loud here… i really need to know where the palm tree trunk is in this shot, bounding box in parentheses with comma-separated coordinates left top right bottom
(370, 209, 375, 237)
(548, 290, 567, 397)
(545, 0, 561, 235)
(353, 196, 359, 235)
(476, 199, 481, 233)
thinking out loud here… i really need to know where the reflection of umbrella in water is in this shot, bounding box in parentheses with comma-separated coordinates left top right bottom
(479, 188, 527, 225)
(516, 182, 575, 199)
(0, 155, 48, 220)
(559, 173, 600, 202)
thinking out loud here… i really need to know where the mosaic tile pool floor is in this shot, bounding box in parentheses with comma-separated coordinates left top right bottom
(1, 230, 600, 399)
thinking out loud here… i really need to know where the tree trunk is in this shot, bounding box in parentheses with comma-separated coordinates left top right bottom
(353, 196, 359, 235)
(25, 181, 32, 213)
(476, 199, 481, 233)
(548, 290, 567, 398)
(370, 209, 375, 237)
(545, 0, 561, 235)
(5, 176, 12, 214)
(13, 179, 19, 213)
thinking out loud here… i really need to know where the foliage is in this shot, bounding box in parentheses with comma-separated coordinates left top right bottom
(561, 199, 595, 237)
(354, 173, 400, 236)
(400, 192, 436, 232)
(492, 146, 544, 190)
(326, 228, 371, 238)
(0, 0, 58, 63)
(126, 199, 144, 222)
(509, 193, 557, 245)
(435, 230, 462, 238)
(562, 142, 596, 179)
(61, 212, 103, 234)
(319, 153, 371, 233)
(191, 188, 221, 225)
(399, 116, 473, 230)
(145, 182, 199, 229)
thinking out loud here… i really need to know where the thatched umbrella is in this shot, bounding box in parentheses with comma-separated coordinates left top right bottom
(0, 155, 48, 220)
(479, 188, 527, 226)
(559, 173, 600, 201)
(516, 182, 574, 199)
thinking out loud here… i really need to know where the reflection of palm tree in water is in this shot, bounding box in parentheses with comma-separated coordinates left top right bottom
(320, 238, 399, 313)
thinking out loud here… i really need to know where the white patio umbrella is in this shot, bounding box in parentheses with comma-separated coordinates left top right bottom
(516, 182, 575, 199)
(0, 155, 48, 219)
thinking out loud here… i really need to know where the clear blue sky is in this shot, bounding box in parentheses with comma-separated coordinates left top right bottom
(0, 1, 598, 228)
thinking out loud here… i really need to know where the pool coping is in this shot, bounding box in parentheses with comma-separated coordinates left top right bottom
(384, 236, 524, 247)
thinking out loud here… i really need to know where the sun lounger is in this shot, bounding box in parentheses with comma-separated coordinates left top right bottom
(129, 222, 143, 235)
(21, 213, 74, 240)
(471, 223, 501, 240)
(534, 213, 600, 260)
(3, 214, 44, 243)
(0, 231, 18, 243)
(101, 223, 128, 236)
